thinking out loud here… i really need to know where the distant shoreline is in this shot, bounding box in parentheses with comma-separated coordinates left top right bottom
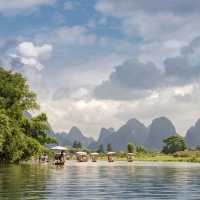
(21, 153, 200, 165)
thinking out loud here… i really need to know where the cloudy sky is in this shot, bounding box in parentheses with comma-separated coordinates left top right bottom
(1, 0, 200, 138)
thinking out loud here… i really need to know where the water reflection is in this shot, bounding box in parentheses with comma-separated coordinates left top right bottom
(0, 164, 51, 200)
(1, 162, 200, 199)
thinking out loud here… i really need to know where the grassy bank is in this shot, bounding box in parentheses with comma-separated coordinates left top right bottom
(86, 150, 200, 163)
(134, 153, 200, 162)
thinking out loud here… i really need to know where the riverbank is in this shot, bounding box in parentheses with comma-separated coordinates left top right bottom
(96, 154, 200, 163)
(90, 150, 200, 163)
(23, 150, 200, 164)
(61, 151, 200, 163)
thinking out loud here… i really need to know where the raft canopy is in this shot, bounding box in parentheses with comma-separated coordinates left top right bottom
(76, 151, 87, 155)
(51, 146, 67, 151)
(107, 152, 116, 155)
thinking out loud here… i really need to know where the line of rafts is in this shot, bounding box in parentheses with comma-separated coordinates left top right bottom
(50, 146, 135, 165)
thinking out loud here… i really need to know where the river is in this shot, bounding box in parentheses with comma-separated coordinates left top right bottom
(1, 161, 200, 199)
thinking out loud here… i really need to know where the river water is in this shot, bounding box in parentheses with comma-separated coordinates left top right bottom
(1, 161, 200, 200)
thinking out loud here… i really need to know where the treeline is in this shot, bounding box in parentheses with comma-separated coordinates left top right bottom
(0, 68, 56, 163)
(91, 135, 187, 154)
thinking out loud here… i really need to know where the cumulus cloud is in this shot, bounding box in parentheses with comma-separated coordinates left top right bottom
(109, 60, 162, 89)
(0, 0, 56, 15)
(1, 0, 200, 137)
(164, 36, 200, 82)
(94, 60, 163, 100)
(12, 42, 53, 71)
(5, 42, 53, 100)
(94, 36, 200, 100)
(17, 42, 52, 60)
(95, 0, 200, 43)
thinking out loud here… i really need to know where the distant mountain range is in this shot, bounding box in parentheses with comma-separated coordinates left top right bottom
(49, 127, 95, 147)
(47, 116, 200, 151)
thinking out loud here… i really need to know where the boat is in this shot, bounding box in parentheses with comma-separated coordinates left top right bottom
(51, 146, 67, 165)
(90, 152, 99, 162)
(76, 151, 88, 162)
(107, 152, 116, 162)
(127, 153, 134, 162)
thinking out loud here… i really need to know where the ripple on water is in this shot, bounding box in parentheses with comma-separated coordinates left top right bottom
(1, 161, 200, 199)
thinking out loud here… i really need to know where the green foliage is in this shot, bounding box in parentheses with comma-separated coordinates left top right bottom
(127, 143, 135, 153)
(0, 68, 38, 117)
(21, 113, 53, 144)
(72, 141, 82, 149)
(174, 150, 200, 158)
(0, 68, 56, 163)
(136, 145, 147, 153)
(162, 135, 187, 154)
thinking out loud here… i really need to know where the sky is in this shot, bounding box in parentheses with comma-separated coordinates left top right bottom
(1, 0, 200, 138)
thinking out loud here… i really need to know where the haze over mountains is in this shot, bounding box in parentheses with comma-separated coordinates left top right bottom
(49, 116, 200, 151)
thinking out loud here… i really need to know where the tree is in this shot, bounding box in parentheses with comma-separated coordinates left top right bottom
(73, 141, 82, 149)
(0, 112, 44, 162)
(136, 145, 147, 153)
(97, 144, 104, 153)
(107, 144, 113, 152)
(21, 113, 57, 144)
(127, 143, 134, 153)
(162, 135, 187, 154)
(0, 68, 38, 117)
(73, 141, 78, 148)
(0, 68, 56, 163)
(77, 142, 82, 149)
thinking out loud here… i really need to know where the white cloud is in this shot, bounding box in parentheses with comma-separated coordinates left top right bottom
(0, 0, 56, 15)
(39, 83, 200, 138)
(14, 42, 53, 71)
(40, 99, 120, 138)
(17, 42, 52, 60)
(95, 0, 200, 17)
(5, 42, 53, 101)
(53, 86, 90, 101)
(96, 0, 200, 44)
(1, 0, 200, 139)
(52, 26, 97, 45)
(64, 0, 79, 11)
(20, 57, 44, 71)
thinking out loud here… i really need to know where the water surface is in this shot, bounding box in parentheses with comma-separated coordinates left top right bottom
(1, 161, 200, 199)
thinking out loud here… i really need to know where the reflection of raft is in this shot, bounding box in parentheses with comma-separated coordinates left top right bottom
(107, 152, 116, 162)
(54, 161, 65, 165)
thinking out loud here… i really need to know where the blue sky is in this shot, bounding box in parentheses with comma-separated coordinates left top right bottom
(1, 0, 200, 138)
